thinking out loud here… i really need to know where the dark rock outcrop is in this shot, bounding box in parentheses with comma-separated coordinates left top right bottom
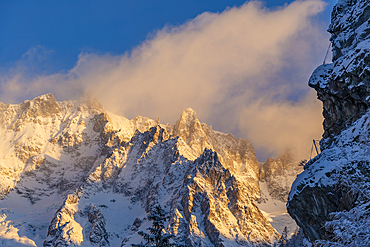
(288, 0, 370, 245)
(309, 0, 370, 149)
(88, 205, 109, 246)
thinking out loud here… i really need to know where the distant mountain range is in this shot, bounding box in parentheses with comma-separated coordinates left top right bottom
(0, 93, 301, 246)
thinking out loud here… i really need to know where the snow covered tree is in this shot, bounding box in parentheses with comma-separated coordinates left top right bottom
(132, 205, 182, 247)
(279, 228, 307, 247)
(282, 226, 288, 241)
(275, 226, 289, 246)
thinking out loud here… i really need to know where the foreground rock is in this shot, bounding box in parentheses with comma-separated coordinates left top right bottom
(288, 0, 370, 245)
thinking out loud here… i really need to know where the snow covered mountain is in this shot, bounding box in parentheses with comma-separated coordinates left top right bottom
(287, 0, 370, 245)
(258, 154, 302, 238)
(0, 94, 289, 246)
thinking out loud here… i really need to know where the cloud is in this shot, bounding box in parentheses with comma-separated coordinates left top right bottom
(239, 90, 323, 160)
(0, 0, 328, 160)
(20, 45, 55, 62)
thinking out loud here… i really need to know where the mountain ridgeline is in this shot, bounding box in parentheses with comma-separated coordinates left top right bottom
(2, 1, 370, 246)
(0, 93, 301, 246)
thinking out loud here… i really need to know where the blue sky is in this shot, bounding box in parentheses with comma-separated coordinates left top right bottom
(0, 0, 335, 74)
(0, 0, 338, 160)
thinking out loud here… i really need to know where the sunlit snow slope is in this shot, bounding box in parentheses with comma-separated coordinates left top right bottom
(0, 94, 295, 246)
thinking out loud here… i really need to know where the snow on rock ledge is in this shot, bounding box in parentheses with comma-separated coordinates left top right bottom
(288, 110, 370, 245)
(308, 0, 370, 150)
(288, 0, 370, 245)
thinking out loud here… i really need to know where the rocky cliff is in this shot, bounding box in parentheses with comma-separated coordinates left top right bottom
(308, 0, 370, 149)
(287, 0, 370, 245)
(260, 153, 303, 203)
(0, 94, 280, 246)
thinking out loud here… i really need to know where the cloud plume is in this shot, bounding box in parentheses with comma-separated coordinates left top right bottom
(0, 0, 328, 160)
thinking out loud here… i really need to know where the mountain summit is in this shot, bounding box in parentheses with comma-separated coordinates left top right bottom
(0, 94, 284, 246)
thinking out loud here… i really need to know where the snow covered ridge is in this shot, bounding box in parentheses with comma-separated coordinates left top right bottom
(288, 0, 370, 245)
(0, 94, 290, 246)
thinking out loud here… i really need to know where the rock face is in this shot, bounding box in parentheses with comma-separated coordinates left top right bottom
(260, 153, 303, 203)
(308, 0, 370, 149)
(0, 94, 279, 246)
(288, 0, 370, 245)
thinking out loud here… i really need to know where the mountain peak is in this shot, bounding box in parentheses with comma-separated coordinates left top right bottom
(77, 94, 104, 113)
(28, 93, 57, 105)
(180, 108, 197, 121)
(19, 93, 60, 118)
(172, 108, 203, 141)
(34, 93, 56, 101)
(0, 95, 281, 246)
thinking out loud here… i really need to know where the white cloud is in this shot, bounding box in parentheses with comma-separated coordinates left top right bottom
(0, 0, 328, 160)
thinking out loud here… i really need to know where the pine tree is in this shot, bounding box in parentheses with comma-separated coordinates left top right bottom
(282, 226, 288, 241)
(275, 226, 288, 246)
(132, 205, 183, 247)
